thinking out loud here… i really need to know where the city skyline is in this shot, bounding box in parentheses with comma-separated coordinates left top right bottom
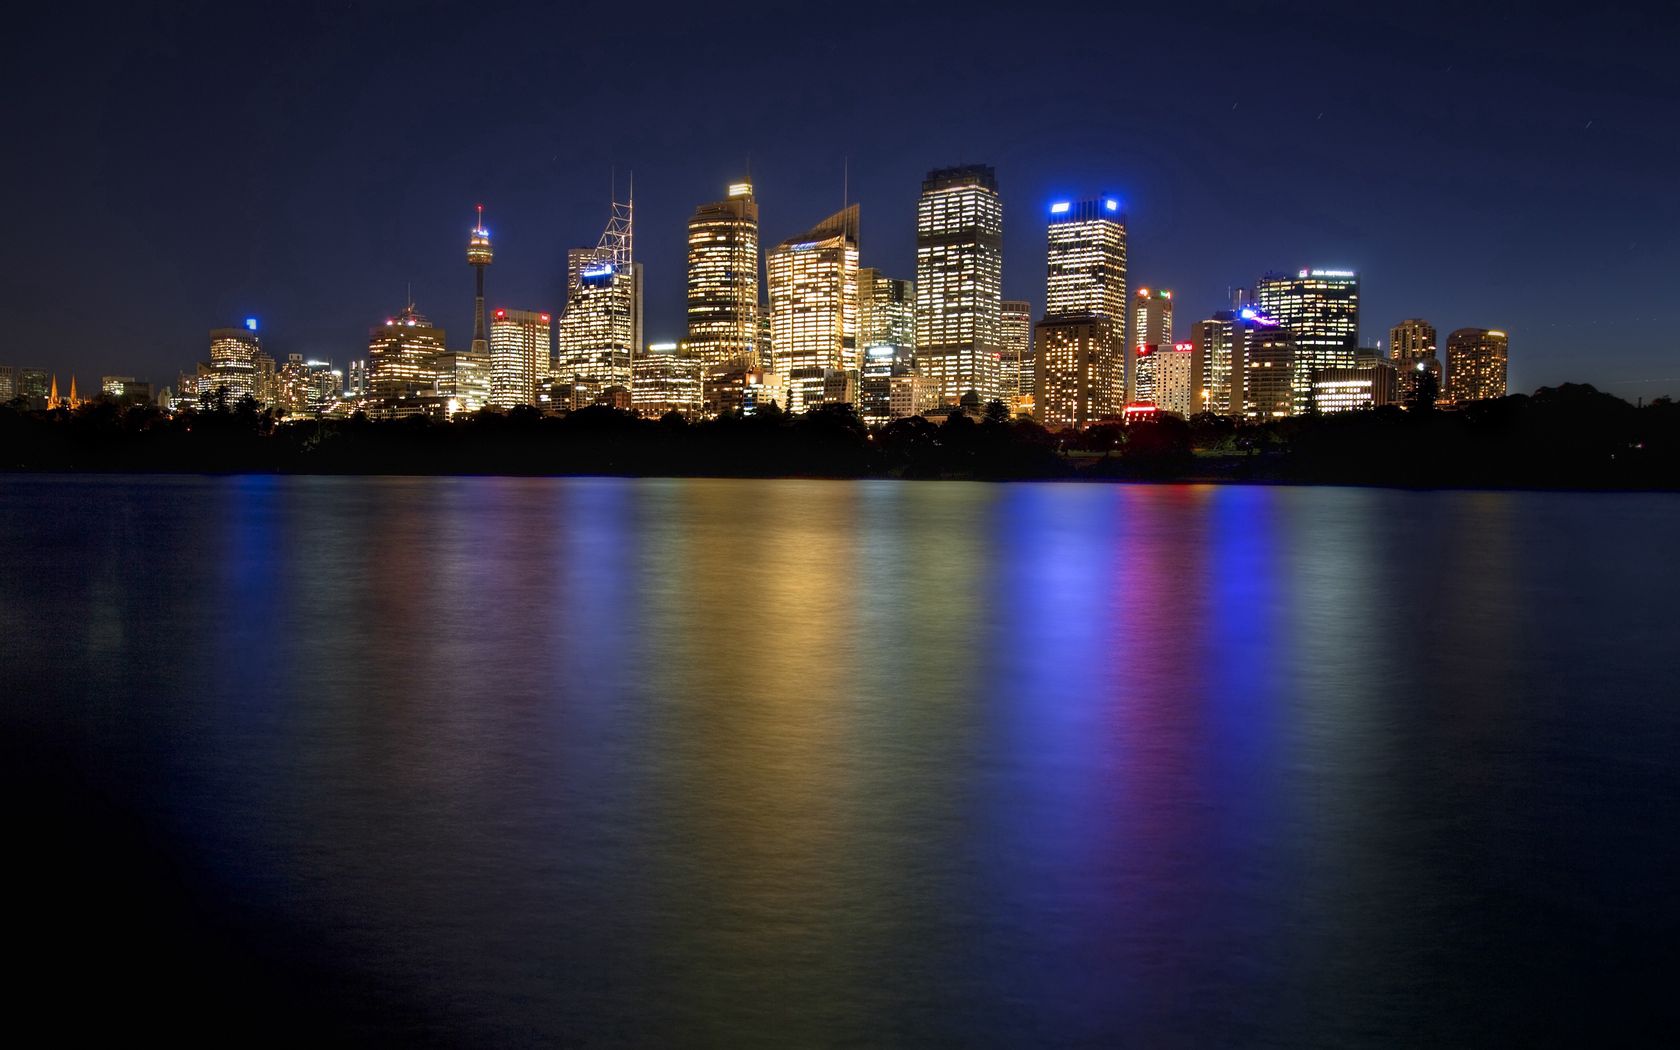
(2, 4, 1674, 399)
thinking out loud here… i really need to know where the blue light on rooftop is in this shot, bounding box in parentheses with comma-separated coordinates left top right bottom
(1104, 198, 1119, 212)
(245, 317, 258, 331)
(1050, 201, 1070, 214)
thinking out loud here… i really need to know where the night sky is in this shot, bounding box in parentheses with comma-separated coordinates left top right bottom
(5, 2, 1677, 398)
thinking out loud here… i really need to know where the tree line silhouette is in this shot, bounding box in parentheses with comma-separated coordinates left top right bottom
(2, 384, 1677, 489)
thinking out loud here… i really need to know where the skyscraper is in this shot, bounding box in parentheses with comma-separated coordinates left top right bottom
(1256, 269, 1359, 413)
(767, 204, 859, 410)
(1446, 328, 1509, 403)
(1390, 317, 1442, 409)
(1000, 299, 1032, 413)
(858, 268, 916, 426)
(1129, 287, 1171, 402)
(1035, 196, 1127, 428)
(557, 195, 639, 408)
(1244, 324, 1296, 419)
(687, 182, 761, 377)
(915, 166, 1003, 405)
(1033, 318, 1122, 430)
(204, 321, 262, 401)
(467, 205, 492, 359)
(490, 308, 552, 408)
(1155, 342, 1198, 419)
(858, 268, 916, 361)
(366, 303, 447, 413)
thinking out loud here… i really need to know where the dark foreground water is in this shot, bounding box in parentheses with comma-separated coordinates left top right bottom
(3, 475, 1677, 1046)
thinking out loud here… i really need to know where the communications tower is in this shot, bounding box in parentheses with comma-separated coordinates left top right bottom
(468, 204, 493, 356)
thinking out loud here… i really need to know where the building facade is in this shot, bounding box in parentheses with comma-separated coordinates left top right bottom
(1257, 269, 1359, 412)
(366, 305, 448, 414)
(1446, 327, 1509, 403)
(768, 204, 859, 410)
(1035, 196, 1126, 428)
(1129, 287, 1171, 402)
(632, 343, 703, 419)
(557, 198, 640, 408)
(915, 166, 1003, 405)
(1000, 299, 1032, 414)
(490, 308, 552, 408)
(1034, 317, 1123, 430)
(687, 182, 761, 376)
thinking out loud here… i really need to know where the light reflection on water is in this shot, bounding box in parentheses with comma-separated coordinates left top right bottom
(2, 475, 1677, 1046)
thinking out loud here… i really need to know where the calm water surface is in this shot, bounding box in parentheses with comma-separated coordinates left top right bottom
(3, 475, 1677, 1046)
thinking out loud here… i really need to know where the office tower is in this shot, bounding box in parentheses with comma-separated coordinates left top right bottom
(859, 268, 917, 359)
(16, 368, 49, 409)
(1313, 359, 1398, 412)
(468, 205, 493, 358)
(366, 302, 447, 413)
(1389, 318, 1436, 364)
(632, 342, 703, 418)
(767, 204, 859, 410)
(490, 308, 552, 408)
(1257, 269, 1359, 412)
(1045, 197, 1126, 318)
(204, 321, 262, 401)
(347, 360, 368, 398)
(916, 165, 1003, 404)
(1244, 325, 1296, 419)
(687, 182, 760, 376)
(276, 356, 310, 412)
(1133, 344, 1159, 403)
(0, 365, 13, 402)
(1389, 317, 1441, 408)
(1155, 342, 1198, 418)
(558, 194, 639, 408)
(1000, 299, 1032, 413)
(1446, 328, 1509, 403)
(1035, 196, 1126, 427)
(1191, 314, 1244, 416)
(438, 347, 491, 413)
(252, 350, 279, 406)
(856, 268, 917, 425)
(304, 361, 342, 411)
(1129, 287, 1171, 402)
(1033, 318, 1124, 429)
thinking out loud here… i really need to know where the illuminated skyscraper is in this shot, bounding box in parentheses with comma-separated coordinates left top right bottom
(1256, 269, 1359, 412)
(204, 321, 262, 401)
(490, 308, 552, 408)
(687, 182, 760, 376)
(1155, 342, 1198, 418)
(1390, 317, 1442, 408)
(858, 267, 916, 361)
(1045, 197, 1126, 320)
(858, 268, 916, 426)
(1446, 328, 1509, 403)
(767, 204, 859, 409)
(467, 205, 493, 358)
(632, 342, 703, 419)
(558, 194, 640, 408)
(1033, 317, 1122, 429)
(1129, 287, 1171, 402)
(1390, 317, 1437, 364)
(1000, 299, 1032, 413)
(1244, 324, 1296, 419)
(366, 302, 447, 413)
(916, 166, 1003, 404)
(1035, 196, 1126, 426)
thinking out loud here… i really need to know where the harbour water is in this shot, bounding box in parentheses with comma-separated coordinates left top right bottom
(3, 475, 1676, 1045)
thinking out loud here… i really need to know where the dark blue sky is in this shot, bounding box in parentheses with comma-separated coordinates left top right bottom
(5, 1, 1677, 398)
